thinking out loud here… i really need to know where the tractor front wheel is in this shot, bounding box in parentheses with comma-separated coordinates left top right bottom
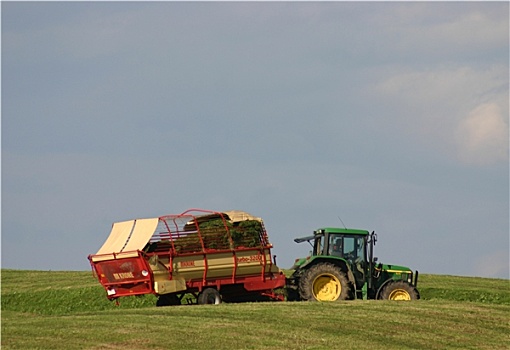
(299, 263, 350, 302)
(380, 281, 419, 300)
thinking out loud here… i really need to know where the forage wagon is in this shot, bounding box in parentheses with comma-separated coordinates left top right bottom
(88, 209, 286, 305)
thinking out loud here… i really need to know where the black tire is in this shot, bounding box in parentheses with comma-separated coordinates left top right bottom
(286, 287, 301, 301)
(299, 263, 350, 301)
(156, 293, 181, 307)
(380, 281, 419, 300)
(198, 288, 222, 305)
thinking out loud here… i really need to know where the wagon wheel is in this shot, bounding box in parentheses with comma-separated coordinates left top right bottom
(198, 288, 222, 305)
(156, 293, 181, 307)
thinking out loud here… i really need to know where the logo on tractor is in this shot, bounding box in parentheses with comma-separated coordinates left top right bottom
(113, 272, 134, 280)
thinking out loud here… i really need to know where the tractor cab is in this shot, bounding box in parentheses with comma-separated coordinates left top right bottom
(292, 228, 370, 295)
(313, 228, 368, 290)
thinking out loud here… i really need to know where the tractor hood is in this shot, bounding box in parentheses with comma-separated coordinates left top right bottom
(380, 263, 413, 273)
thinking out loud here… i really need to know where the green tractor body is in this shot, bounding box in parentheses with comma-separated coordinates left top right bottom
(287, 228, 419, 301)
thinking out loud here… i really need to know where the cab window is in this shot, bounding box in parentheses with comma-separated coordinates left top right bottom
(329, 235, 341, 256)
(343, 237, 355, 257)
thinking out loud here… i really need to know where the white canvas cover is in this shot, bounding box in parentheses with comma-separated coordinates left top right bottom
(95, 220, 135, 255)
(223, 210, 262, 223)
(94, 218, 159, 255)
(122, 218, 159, 252)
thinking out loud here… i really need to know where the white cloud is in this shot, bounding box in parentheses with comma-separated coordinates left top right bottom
(374, 65, 508, 164)
(455, 103, 509, 165)
(399, 6, 508, 54)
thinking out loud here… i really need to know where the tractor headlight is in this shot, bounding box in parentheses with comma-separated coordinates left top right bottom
(141, 270, 149, 277)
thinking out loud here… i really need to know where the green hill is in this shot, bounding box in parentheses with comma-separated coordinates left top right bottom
(1, 269, 509, 349)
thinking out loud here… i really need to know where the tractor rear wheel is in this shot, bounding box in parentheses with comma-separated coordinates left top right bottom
(198, 288, 222, 305)
(380, 281, 419, 300)
(299, 263, 349, 302)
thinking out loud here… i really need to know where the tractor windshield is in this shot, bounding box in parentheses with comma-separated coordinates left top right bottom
(328, 235, 365, 264)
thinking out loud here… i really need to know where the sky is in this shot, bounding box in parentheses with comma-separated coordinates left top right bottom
(2, 2, 509, 279)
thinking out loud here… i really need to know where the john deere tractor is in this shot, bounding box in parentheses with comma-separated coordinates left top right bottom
(287, 228, 419, 301)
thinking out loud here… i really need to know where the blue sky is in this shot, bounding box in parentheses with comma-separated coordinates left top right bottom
(2, 2, 508, 278)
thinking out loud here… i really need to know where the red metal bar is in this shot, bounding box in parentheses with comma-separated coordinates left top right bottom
(202, 253, 208, 286)
(184, 271, 286, 293)
(161, 219, 176, 252)
(261, 249, 267, 282)
(232, 250, 238, 284)
(171, 216, 182, 239)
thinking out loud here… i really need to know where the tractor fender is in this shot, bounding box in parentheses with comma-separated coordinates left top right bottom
(298, 257, 356, 287)
(375, 278, 395, 299)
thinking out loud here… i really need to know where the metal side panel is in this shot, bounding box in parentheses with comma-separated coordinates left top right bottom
(92, 253, 154, 298)
(90, 251, 139, 262)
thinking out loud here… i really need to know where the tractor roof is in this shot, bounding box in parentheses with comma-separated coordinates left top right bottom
(316, 227, 370, 235)
(294, 227, 370, 243)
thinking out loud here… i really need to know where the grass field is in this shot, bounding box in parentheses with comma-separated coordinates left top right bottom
(2, 269, 509, 349)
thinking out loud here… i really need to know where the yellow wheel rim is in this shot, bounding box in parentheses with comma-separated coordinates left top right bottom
(312, 273, 341, 301)
(388, 289, 411, 300)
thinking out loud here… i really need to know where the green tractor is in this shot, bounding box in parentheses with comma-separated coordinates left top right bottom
(287, 228, 420, 301)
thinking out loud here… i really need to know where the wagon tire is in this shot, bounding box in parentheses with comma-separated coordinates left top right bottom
(380, 281, 419, 300)
(198, 288, 222, 305)
(299, 263, 350, 301)
(156, 293, 181, 307)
